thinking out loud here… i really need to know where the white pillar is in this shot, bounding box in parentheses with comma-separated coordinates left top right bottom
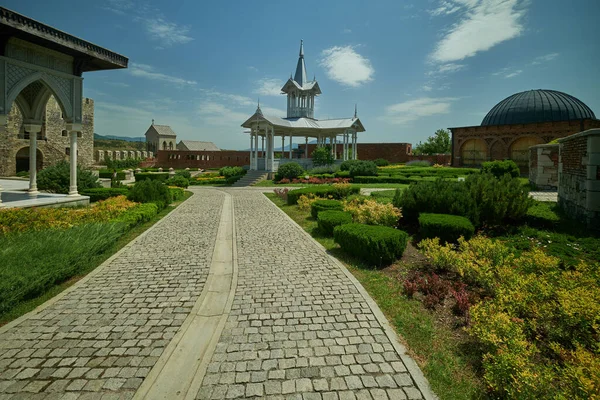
(261, 135, 265, 158)
(289, 133, 293, 159)
(69, 131, 78, 196)
(353, 131, 357, 160)
(250, 132, 254, 170)
(270, 127, 275, 171)
(25, 125, 42, 195)
(255, 129, 259, 169)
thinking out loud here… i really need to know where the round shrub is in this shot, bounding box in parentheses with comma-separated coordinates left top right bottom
(311, 146, 334, 166)
(219, 166, 246, 179)
(134, 172, 169, 182)
(333, 223, 408, 266)
(349, 160, 378, 177)
(310, 199, 343, 219)
(317, 210, 353, 236)
(127, 179, 171, 210)
(340, 160, 362, 171)
(373, 158, 390, 167)
(276, 162, 304, 181)
(481, 160, 520, 178)
(418, 213, 475, 243)
(176, 170, 192, 179)
(37, 161, 100, 194)
(165, 175, 189, 188)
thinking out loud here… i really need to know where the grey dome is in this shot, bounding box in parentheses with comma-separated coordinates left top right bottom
(481, 89, 596, 126)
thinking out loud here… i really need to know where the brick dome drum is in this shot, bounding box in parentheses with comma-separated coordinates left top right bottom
(481, 89, 596, 126)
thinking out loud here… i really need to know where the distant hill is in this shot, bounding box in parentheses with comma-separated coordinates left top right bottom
(94, 133, 145, 151)
(94, 133, 145, 142)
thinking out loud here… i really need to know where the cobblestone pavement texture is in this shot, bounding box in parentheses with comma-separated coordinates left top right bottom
(529, 191, 558, 202)
(0, 190, 225, 400)
(196, 190, 426, 400)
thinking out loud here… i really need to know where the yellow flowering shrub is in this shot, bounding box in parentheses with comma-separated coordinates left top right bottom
(0, 196, 137, 235)
(297, 194, 320, 212)
(343, 198, 402, 227)
(420, 236, 600, 399)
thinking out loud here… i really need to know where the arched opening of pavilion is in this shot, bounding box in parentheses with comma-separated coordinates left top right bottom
(15, 147, 43, 173)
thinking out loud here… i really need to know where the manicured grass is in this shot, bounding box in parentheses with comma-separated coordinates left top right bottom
(255, 179, 410, 189)
(265, 193, 484, 400)
(0, 191, 193, 326)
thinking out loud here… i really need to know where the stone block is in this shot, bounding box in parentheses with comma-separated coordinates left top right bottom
(586, 190, 600, 211)
(136, 151, 142, 159)
(142, 151, 148, 158)
(588, 153, 600, 166)
(589, 135, 600, 153)
(588, 166, 598, 180)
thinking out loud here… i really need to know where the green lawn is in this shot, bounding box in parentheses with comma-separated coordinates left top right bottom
(0, 192, 193, 326)
(265, 193, 485, 400)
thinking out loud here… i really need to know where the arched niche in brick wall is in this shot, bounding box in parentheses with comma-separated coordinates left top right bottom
(489, 139, 507, 161)
(510, 136, 544, 169)
(460, 138, 487, 166)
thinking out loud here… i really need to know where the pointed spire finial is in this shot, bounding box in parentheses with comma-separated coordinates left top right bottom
(354, 104, 357, 119)
(299, 39, 304, 57)
(256, 98, 263, 116)
(152, 119, 154, 125)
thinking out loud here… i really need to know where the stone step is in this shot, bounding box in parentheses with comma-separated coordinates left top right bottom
(231, 171, 268, 187)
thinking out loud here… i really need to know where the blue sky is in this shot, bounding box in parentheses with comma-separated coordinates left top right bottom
(7, 0, 600, 149)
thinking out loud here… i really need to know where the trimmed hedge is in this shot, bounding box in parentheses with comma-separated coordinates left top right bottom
(482, 160, 520, 178)
(310, 199, 343, 219)
(276, 162, 304, 181)
(113, 203, 159, 228)
(340, 160, 363, 171)
(525, 201, 560, 229)
(419, 213, 475, 243)
(99, 170, 126, 180)
(79, 188, 129, 202)
(165, 175, 189, 188)
(127, 179, 171, 210)
(353, 176, 423, 184)
(317, 210, 353, 236)
(349, 161, 378, 177)
(220, 166, 246, 179)
(134, 172, 169, 182)
(286, 186, 360, 205)
(333, 223, 408, 266)
(169, 187, 185, 202)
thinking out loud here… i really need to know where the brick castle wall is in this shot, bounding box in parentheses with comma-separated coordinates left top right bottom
(450, 119, 600, 169)
(558, 129, 600, 231)
(156, 150, 250, 169)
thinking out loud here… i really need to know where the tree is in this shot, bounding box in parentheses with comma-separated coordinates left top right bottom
(413, 129, 451, 155)
(311, 146, 334, 166)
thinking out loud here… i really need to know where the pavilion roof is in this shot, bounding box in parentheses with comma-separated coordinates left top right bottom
(0, 7, 128, 72)
(241, 113, 365, 133)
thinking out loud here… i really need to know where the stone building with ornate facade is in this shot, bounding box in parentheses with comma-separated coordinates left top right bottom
(145, 122, 177, 153)
(0, 96, 94, 176)
(449, 89, 600, 172)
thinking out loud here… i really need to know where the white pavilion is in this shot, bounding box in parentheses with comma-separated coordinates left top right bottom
(241, 40, 365, 172)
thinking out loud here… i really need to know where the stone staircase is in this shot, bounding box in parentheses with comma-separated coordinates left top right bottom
(231, 171, 269, 187)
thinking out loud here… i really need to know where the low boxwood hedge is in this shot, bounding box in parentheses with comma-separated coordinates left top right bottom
(418, 213, 475, 243)
(317, 210, 353, 236)
(79, 187, 129, 202)
(113, 203, 159, 228)
(333, 223, 408, 267)
(353, 176, 422, 184)
(169, 187, 185, 202)
(134, 172, 169, 182)
(99, 170, 126, 180)
(310, 199, 343, 219)
(525, 201, 561, 229)
(286, 186, 360, 205)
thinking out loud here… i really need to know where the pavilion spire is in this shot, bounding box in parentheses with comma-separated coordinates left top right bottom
(294, 39, 307, 87)
(354, 104, 357, 119)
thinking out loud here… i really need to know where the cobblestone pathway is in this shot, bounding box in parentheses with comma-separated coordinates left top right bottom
(0, 188, 434, 400)
(0, 190, 224, 400)
(196, 190, 432, 400)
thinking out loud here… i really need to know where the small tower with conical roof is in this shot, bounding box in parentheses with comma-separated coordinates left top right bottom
(281, 40, 322, 119)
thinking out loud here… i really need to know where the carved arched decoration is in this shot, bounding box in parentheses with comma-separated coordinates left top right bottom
(489, 139, 507, 161)
(460, 138, 487, 166)
(8, 72, 72, 122)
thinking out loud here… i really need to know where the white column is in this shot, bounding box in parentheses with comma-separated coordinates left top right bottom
(25, 125, 42, 195)
(270, 127, 275, 171)
(353, 131, 357, 160)
(289, 133, 293, 159)
(68, 130, 78, 196)
(305, 136, 308, 159)
(261, 135, 265, 158)
(254, 128, 259, 169)
(249, 132, 254, 170)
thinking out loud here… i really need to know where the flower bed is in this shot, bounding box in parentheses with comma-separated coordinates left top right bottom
(277, 177, 351, 185)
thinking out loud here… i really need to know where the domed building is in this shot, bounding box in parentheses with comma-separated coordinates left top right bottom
(449, 89, 600, 171)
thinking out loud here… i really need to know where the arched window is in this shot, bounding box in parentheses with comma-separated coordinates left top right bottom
(163, 141, 167, 150)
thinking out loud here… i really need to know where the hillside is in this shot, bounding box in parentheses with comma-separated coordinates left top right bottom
(94, 133, 146, 151)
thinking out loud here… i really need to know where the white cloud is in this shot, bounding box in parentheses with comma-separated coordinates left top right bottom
(142, 18, 193, 48)
(247, 66, 259, 72)
(429, 63, 466, 75)
(529, 52, 559, 65)
(320, 46, 374, 87)
(421, 85, 433, 92)
(255, 78, 284, 96)
(379, 97, 459, 124)
(342, 28, 352, 34)
(102, 0, 134, 15)
(430, 0, 527, 63)
(107, 82, 131, 88)
(504, 70, 522, 78)
(129, 63, 197, 85)
(197, 101, 250, 126)
(492, 66, 522, 78)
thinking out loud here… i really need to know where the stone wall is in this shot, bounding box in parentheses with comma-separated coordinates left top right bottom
(557, 129, 600, 231)
(95, 150, 152, 163)
(450, 119, 600, 169)
(529, 144, 559, 190)
(0, 96, 94, 176)
(156, 150, 250, 169)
